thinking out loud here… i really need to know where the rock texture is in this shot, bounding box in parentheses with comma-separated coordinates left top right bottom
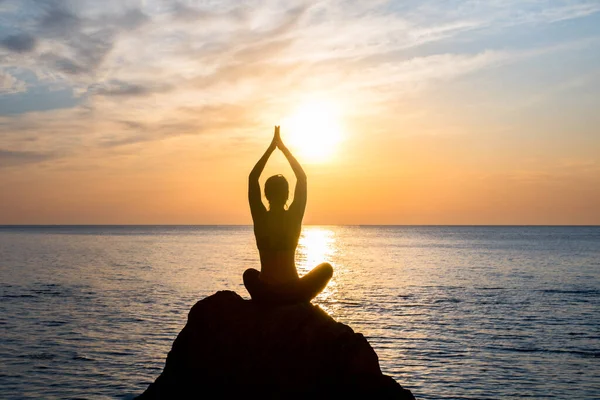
(137, 291, 415, 399)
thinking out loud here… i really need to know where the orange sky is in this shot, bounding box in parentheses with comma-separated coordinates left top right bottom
(1, 1, 599, 225)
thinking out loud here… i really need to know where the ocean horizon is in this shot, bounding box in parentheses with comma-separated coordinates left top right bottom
(2, 224, 599, 226)
(2, 225, 599, 399)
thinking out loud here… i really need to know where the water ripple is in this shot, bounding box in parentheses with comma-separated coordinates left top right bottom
(1, 225, 599, 399)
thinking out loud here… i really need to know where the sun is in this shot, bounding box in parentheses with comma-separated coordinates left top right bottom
(282, 100, 343, 162)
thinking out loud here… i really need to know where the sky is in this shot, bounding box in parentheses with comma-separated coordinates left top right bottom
(0, 0, 599, 225)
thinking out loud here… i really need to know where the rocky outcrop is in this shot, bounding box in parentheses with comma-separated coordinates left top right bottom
(137, 291, 415, 399)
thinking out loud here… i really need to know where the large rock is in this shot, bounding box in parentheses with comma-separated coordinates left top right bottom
(137, 291, 415, 399)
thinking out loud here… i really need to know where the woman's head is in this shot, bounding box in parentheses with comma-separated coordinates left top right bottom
(264, 174, 289, 209)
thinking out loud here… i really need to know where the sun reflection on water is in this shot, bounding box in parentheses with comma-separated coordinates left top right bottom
(296, 226, 339, 312)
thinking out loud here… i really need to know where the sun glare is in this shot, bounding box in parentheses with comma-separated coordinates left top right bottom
(296, 226, 337, 274)
(282, 100, 343, 162)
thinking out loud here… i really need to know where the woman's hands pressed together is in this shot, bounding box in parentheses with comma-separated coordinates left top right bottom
(271, 125, 285, 151)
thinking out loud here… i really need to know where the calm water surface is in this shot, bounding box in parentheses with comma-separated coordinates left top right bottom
(1, 226, 599, 399)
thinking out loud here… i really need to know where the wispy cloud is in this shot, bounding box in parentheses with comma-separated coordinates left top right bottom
(0, 0, 598, 166)
(0, 70, 26, 93)
(1, 33, 37, 53)
(0, 148, 58, 167)
(92, 79, 173, 97)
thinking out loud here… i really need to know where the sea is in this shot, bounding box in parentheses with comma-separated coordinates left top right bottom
(1, 225, 599, 399)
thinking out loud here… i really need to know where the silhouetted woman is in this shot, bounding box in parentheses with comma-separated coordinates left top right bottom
(243, 126, 333, 304)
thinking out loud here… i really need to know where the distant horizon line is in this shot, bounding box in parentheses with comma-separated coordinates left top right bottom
(1, 224, 598, 227)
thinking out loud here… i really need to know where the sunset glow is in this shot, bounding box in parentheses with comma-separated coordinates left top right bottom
(296, 226, 337, 274)
(0, 1, 599, 224)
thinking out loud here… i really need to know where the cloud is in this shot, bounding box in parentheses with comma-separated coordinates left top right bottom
(93, 79, 172, 97)
(96, 102, 260, 148)
(0, 1, 150, 86)
(97, 8, 149, 31)
(40, 53, 89, 75)
(0, 70, 26, 94)
(0, 148, 57, 167)
(0, 0, 598, 164)
(37, 1, 81, 37)
(168, 1, 243, 23)
(528, 3, 600, 23)
(1, 34, 37, 53)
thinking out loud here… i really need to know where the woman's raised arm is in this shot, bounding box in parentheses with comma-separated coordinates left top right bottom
(277, 128, 307, 217)
(248, 129, 277, 219)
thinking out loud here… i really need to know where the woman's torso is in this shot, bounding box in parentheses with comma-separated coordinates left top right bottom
(254, 210, 301, 284)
